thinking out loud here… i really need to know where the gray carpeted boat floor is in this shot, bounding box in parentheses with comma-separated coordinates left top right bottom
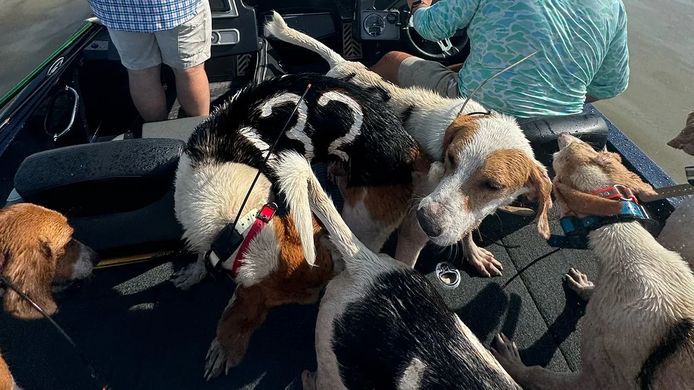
(0, 202, 598, 389)
(0, 81, 599, 389)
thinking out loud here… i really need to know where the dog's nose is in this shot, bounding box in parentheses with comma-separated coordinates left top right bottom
(417, 208, 442, 238)
(557, 133, 577, 149)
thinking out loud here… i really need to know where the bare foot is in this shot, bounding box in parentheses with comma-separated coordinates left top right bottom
(464, 234, 503, 277)
(565, 268, 594, 301)
(491, 333, 526, 379)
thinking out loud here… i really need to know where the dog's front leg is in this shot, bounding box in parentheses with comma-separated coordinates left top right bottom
(463, 233, 503, 277)
(395, 160, 444, 267)
(204, 285, 268, 380)
(171, 253, 208, 290)
(395, 209, 429, 267)
(492, 334, 584, 390)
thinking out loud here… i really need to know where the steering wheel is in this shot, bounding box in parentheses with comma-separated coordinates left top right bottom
(401, 1, 469, 61)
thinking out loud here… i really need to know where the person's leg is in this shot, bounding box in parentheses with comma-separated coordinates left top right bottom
(107, 29, 168, 122)
(372, 51, 461, 98)
(158, 1, 212, 116)
(172, 64, 210, 116)
(370, 51, 414, 84)
(127, 66, 168, 122)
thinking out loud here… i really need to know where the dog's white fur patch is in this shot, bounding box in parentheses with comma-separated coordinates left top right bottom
(174, 155, 281, 287)
(233, 221, 282, 287)
(317, 91, 363, 162)
(260, 93, 313, 159)
(238, 126, 271, 158)
(398, 357, 427, 390)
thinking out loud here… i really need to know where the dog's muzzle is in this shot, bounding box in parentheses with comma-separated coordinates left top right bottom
(417, 207, 442, 238)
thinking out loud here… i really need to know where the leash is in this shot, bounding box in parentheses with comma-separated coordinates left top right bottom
(0, 273, 110, 390)
(457, 50, 539, 116)
(638, 166, 694, 202)
(205, 83, 313, 272)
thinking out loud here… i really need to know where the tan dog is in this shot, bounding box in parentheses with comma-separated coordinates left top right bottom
(492, 134, 694, 389)
(0, 203, 98, 390)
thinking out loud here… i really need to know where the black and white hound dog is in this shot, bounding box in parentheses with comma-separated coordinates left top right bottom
(174, 74, 422, 374)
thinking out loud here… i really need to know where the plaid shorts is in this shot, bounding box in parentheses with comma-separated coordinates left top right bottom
(107, 1, 211, 70)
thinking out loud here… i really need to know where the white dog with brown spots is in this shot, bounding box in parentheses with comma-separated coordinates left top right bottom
(265, 12, 553, 276)
(492, 133, 694, 390)
(272, 151, 519, 390)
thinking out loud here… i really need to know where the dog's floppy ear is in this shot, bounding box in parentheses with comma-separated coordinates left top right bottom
(3, 238, 58, 319)
(553, 182, 622, 216)
(526, 162, 553, 239)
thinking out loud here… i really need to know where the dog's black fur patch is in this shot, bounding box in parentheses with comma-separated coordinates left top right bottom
(637, 317, 694, 389)
(332, 269, 518, 389)
(186, 74, 417, 188)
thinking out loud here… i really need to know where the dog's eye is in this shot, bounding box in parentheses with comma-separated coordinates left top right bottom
(482, 180, 504, 191)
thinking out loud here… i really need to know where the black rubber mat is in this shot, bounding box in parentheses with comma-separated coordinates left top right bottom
(0, 206, 592, 389)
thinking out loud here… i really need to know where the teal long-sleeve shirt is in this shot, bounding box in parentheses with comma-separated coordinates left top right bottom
(412, 0, 629, 118)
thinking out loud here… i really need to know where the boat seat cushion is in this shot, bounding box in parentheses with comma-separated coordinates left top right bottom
(14, 138, 184, 217)
(520, 111, 608, 166)
(142, 115, 206, 141)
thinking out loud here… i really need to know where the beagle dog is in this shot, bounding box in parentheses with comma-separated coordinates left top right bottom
(265, 12, 553, 276)
(271, 151, 519, 390)
(173, 73, 422, 378)
(0, 203, 98, 390)
(492, 134, 694, 389)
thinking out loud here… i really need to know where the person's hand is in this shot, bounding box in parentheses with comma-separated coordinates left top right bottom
(667, 112, 694, 156)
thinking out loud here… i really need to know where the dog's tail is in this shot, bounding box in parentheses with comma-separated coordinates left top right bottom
(264, 11, 345, 68)
(271, 152, 378, 273)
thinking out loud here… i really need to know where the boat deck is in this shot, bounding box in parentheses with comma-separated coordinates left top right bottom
(0, 205, 596, 389)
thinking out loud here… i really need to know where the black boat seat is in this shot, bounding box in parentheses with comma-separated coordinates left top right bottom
(13, 138, 184, 253)
(142, 115, 206, 141)
(520, 111, 608, 166)
(15, 138, 183, 215)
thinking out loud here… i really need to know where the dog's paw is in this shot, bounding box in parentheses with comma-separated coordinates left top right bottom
(204, 338, 240, 380)
(467, 246, 503, 277)
(565, 268, 594, 301)
(171, 261, 208, 290)
(491, 333, 525, 377)
(301, 370, 317, 390)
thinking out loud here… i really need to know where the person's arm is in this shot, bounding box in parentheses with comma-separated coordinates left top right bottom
(586, 6, 629, 102)
(408, 0, 481, 42)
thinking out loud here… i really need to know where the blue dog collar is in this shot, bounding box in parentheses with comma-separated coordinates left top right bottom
(549, 200, 651, 249)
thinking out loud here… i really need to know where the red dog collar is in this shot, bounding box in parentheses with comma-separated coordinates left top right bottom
(230, 203, 277, 276)
(591, 185, 639, 204)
